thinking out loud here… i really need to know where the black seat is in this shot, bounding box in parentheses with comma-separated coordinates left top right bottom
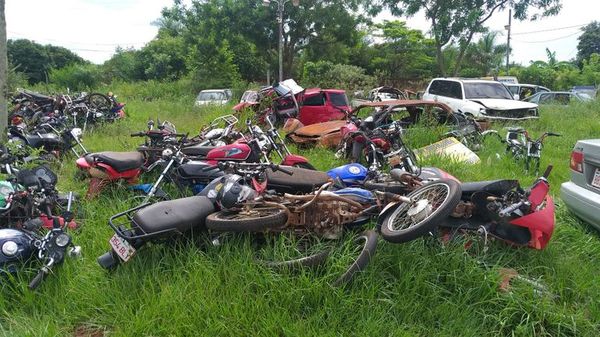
(86, 151, 144, 172)
(460, 179, 519, 198)
(132, 196, 215, 235)
(266, 166, 330, 194)
(177, 161, 224, 182)
(181, 144, 216, 157)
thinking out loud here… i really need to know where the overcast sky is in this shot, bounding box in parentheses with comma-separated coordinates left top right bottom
(5, 0, 599, 65)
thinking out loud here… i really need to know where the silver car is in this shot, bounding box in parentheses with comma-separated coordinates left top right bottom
(561, 139, 600, 228)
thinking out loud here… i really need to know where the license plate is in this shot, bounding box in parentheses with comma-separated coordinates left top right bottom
(109, 234, 136, 262)
(592, 169, 600, 188)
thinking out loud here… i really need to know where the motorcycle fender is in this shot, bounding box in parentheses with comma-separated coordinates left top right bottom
(282, 154, 309, 166)
(376, 202, 401, 231)
(76, 157, 91, 169)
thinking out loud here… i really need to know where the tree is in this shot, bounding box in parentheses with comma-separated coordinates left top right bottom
(369, 20, 436, 85)
(7, 39, 87, 84)
(370, 0, 562, 76)
(577, 21, 600, 64)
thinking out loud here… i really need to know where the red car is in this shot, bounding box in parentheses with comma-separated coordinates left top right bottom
(234, 84, 351, 126)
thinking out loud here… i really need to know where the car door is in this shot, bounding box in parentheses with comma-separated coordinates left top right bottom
(429, 80, 464, 112)
(298, 92, 327, 125)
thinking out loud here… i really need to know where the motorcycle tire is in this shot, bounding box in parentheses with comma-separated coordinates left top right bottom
(87, 93, 112, 111)
(380, 179, 461, 244)
(260, 249, 330, 269)
(331, 230, 378, 287)
(97, 250, 120, 270)
(206, 207, 287, 232)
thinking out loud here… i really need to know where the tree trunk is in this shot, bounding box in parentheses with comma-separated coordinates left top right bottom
(0, 0, 7, 138)
(452, 31, 476, 76)
(435, 41, 446, 77)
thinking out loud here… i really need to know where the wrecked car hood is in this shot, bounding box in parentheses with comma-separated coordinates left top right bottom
(293, 120, 348, 137)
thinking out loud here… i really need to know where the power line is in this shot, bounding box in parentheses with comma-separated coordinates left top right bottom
(511, 24, 586, 36)
(7, 30, 148, 46)
(513, 31, 582, 44)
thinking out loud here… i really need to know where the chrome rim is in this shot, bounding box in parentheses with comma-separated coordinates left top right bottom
(386, 182, 451, 232)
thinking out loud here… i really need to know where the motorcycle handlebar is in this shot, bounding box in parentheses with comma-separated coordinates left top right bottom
(130, 132, 146, 137)
(28, 269, 46, 290)
(273, 164, 293, 176)
(542, 165, 553, 179)
(546, 132, 561, 137)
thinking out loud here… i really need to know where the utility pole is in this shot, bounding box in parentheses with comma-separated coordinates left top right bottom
(0, 0, 7, 137)
(505, 9, 512, 73)
(263, 0, 299, 83)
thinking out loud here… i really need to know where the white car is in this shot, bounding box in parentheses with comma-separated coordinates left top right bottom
(195, 89, 232, 106)
(422, 78, 539, 120)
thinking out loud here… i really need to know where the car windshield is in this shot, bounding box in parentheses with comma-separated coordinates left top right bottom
(329, 92, 349, 107)
(197, 92, 225, 101)
(464, 83, 513, 100)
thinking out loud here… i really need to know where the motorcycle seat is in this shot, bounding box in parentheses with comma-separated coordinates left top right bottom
(132, 196, 215, 236)
(266, 166, 330, 194)
(86, 151, 144, 173)
(461, 179, 519, 198)
(177, 161, 224, 181)
(181, 144, 216, 157)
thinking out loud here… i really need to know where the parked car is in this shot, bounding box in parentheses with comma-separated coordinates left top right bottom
(571, 86, 598, 99)
(505, 83, 550, 100)
(422, 78, 538, 120)
(561, 140, 600, 228)
(195, 89, 232, 106)
(523, 91, 593, 105)
(367, 86, 408, 102)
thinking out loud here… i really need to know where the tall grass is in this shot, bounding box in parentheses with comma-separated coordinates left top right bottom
(1, 87, 600, 336)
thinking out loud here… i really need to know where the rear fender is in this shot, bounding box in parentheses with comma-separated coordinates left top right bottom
(509, 195, 555, 249)
(76, 157, 91, 169)
(282, 154, 309, 166)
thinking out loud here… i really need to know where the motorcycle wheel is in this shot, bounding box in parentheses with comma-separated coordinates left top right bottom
(331, 230, 378, 287)
(380, 179, 461, 243)
(206, 206, 287, 232)
(87, 93, 112, 111)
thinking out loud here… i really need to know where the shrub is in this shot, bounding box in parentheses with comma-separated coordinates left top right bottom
(49, 64, 102, 91)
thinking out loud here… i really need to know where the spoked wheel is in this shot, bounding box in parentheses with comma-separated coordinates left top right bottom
(206, 206, 287, 232)
(87, 93, 112, 111)
(380, 179, 461, 243)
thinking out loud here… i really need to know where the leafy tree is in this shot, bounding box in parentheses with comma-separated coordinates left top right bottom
(580, 53, 600, 86)
(7, 39, 86, 84)
(450, 31, 507, 77)
(136, 36, 188, 81)
(369, 0, 562, 76)
(102, 47, 142, 82)
(369, 20, 436, 86)
(577, 21, 600, 64)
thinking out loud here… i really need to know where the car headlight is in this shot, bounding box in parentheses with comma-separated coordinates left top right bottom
(2, 241, 18, 256)
(528, 108, 538, 116)
(54, 233, 71, 248)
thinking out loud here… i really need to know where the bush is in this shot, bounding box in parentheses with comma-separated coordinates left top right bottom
(302, 61, 376, 95)
(49, 64, 102, 91)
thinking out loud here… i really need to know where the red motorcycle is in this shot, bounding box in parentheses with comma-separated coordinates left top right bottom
(184, 119, 313, 169)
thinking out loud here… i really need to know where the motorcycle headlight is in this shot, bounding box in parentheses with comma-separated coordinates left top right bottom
(54, 233, 71, 248)
(2, 241, 18, 256)
(70, 128, 83, 139)
(162, 148, 173, 159)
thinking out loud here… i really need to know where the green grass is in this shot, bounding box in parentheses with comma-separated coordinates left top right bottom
(2, 94, 600, 336)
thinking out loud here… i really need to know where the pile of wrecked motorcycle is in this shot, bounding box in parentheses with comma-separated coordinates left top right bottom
(1, 84, 558, 289)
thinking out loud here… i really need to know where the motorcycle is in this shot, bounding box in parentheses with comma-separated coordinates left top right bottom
(504, 127, 561, 175)
(436, 166, 555, 250)
(7, 121, 87, 160)
(0, 192, 81, 290)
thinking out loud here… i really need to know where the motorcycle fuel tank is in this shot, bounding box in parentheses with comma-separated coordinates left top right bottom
(205, 143, 252, 161)
(0, 229, 34, 270)
(327, 163, 368, 185)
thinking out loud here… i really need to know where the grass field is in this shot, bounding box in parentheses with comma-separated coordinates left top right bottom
(2, 89, 600, 336)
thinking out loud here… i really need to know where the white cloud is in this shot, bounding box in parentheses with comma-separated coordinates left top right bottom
(6, 0, 174, 63)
